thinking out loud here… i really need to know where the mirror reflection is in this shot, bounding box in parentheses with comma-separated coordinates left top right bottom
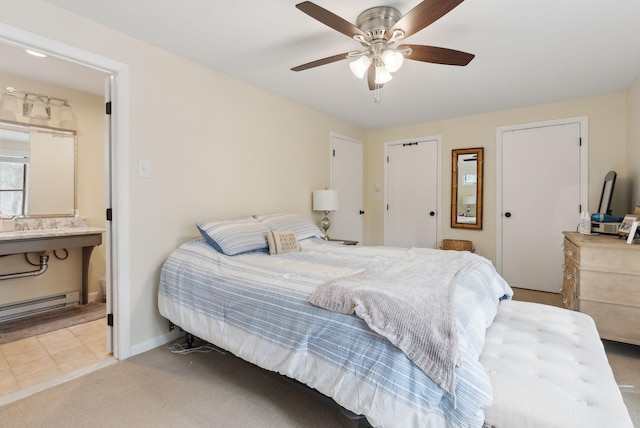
(0, 121, 76, 217)
(451, 147, 483, 230)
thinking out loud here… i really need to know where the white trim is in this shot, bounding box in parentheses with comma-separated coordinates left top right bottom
(495, 116, 588, 274)
(383, 135, 442, 247)
(130, 329, 182, 357)
(0, 23, 132, 359)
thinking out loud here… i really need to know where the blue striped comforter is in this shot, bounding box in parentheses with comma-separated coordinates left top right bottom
(158, 238, 512, 427)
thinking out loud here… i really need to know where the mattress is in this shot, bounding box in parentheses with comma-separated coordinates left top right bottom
(158, 237, 513, 428)
(481, 300, 633, 428)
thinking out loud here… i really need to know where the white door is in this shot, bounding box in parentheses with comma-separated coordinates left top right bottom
(331, 134, 363, 243)
(498, 119, 587, 292)
(385, 138, 439, 248)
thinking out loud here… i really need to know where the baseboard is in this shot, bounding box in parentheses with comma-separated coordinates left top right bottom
(130, 328, 182, 357)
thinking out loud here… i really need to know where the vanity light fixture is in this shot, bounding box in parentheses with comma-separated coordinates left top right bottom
(0, 87, 77, 129)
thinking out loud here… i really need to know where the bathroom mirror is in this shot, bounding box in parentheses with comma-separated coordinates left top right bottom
(0, 121, 76, 218)
(451, 147, 483, 230)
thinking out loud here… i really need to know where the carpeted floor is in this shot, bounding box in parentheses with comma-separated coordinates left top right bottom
(0, 339, 362, 428)
(0, 302, 106, 344)
(0, 336, 637, 427)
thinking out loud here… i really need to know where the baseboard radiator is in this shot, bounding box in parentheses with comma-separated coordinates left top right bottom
(0, 291, 79, 322)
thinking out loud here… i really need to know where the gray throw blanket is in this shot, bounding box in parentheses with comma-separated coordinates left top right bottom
(308, 248, 485, 394)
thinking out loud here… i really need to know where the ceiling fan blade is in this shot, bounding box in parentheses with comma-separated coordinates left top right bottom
(296, 2, 367, 40)
(401, 44, 474, 66)
(291, 52, 350, 72)
(389, 0, 465, 39)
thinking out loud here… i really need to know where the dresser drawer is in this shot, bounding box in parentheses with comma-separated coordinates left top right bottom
(579, 300, 640, 346)
(561, 262, 577, 309)
(579, 270, 640, 307)
(563, 238, 579, 263)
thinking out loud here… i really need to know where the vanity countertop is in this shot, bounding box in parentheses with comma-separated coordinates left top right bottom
(0, 226, 105, 241)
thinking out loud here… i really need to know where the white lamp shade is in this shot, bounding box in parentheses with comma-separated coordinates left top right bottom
(0, 93, 20, 114)
(58, 104, 78, 129)
(374, 65, 393, 84)
(349, 55, 372, 79)
(313, 189, 339, 211)
(28, 97, 50, 119)
(381, 50, 404, 73)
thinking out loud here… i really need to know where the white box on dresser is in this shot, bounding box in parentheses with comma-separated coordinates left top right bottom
(562, 231, 640, 346)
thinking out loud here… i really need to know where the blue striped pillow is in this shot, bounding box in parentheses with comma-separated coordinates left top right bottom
(196, 218, 268, 255)
(254, 213, 322, 240)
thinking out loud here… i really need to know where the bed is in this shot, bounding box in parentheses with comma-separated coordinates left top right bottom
(158, 214, 632, 427)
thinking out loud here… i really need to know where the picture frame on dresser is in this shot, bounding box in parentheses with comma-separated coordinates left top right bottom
(618, 214, 638, 236)
(626, 221, 639, 244)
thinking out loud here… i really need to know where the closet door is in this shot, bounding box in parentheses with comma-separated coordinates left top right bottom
(385, 139, 439, 248)
(498, 120, 585, 292)
(331, 134, 363, 243)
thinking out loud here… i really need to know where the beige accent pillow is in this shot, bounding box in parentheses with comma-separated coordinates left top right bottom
(266, 229, 301, 255)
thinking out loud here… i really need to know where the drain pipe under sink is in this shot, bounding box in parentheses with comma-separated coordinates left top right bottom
(0, 253, 49, 280)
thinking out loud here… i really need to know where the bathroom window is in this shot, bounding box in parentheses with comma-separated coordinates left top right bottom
(0, 160, 27, 217)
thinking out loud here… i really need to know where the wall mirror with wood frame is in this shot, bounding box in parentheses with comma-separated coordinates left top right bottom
(451, 147, 483, 230)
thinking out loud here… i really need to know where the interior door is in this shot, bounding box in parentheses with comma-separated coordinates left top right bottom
(331, 134, 363, 243)
(385, 139, 439, 248)
(499, 120, 585, 292)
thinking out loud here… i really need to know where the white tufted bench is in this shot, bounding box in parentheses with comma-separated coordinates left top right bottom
(480, 300, 633, 428)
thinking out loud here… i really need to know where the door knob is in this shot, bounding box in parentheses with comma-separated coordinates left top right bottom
(359, 210, 365, 215)
(429, 211, 435, 216)
(505, 212, 512, 218)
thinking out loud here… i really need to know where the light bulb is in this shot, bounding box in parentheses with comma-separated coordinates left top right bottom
(375, 65, 393, 84)
(349, 55, 372, 79)
(381, 49, 404, 73)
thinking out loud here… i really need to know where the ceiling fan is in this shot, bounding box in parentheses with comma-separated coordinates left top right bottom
(291, 0, 475, 101)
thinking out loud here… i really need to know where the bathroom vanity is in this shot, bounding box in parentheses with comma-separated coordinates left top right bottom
(0, 227, 104, 304)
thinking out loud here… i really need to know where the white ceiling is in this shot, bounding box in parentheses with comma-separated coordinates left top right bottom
(5, 1, 640, 130)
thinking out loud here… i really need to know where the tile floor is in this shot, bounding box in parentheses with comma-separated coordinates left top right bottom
(0, 318, 111, 398)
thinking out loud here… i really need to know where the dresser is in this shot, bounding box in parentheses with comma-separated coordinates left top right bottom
(562, 231, 640, 345)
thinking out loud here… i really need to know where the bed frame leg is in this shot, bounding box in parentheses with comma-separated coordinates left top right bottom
(185, 332, 195, 349)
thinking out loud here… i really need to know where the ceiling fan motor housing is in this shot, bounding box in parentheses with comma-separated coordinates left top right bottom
(356, 6, 402, 40)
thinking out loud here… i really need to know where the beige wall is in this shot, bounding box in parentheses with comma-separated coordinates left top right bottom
(627, 74, 640, 209)
(364, 93, 628, 264)
(3, 0, 637, 354)
(2, 0, 365, 351)
(0, 71, 106, 304)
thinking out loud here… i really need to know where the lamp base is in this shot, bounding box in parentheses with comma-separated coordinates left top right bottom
(320, 211, 331, 240)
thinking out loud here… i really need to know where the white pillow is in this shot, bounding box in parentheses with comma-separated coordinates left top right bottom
(196, 218, 268, 255)
(266, 230, 301, 255)
(254, 213, 322, 240)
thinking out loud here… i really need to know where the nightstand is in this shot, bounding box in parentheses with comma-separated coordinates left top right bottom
(328, 239, 358, 246)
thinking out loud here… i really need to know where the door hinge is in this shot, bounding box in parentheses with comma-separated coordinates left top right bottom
(105, 101, 112, 115)
(387, 156, 389, 163)
(332, 149, 336, 157)
(106, 208, 113, 221)
(386, 204, 389, 211)
(579, 137, 582, 146)
(107, 313, 114, 326)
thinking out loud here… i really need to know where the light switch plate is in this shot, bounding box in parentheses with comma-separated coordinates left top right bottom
(138, 160, 151, 178)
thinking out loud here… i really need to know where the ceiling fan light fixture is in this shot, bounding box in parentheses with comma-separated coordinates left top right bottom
(374, 64, 393, 84)
(381, 49, 404, 73)
(349, 55, 372, 79)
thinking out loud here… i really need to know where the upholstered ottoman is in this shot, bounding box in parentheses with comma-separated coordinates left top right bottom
(480, 300, 632, 427)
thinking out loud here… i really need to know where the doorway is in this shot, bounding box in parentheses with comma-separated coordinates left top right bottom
(384, 137, 441, 248)
(0, 25, 131, 361)
(497, 117, 588, 292)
